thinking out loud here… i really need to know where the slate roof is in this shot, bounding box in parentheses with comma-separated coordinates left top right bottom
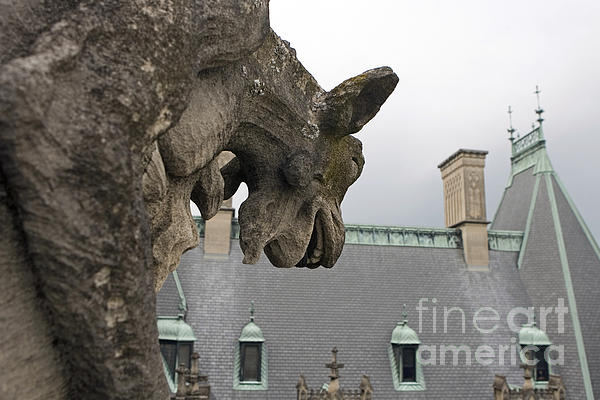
(157, 125, 600, 399)
(161, 240, 530, 399)
(491, 126, 600, 399)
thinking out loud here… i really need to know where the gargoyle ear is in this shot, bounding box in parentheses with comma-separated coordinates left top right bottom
(319, 66, 398, 137)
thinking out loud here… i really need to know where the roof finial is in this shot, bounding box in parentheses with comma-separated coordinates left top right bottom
(507, 105, 516, 143)
(534, 85, 544, 126)
(326, 347, 344, 380)
(532, 311, 537, 327)
(402, 303, 408, 323)
(250, 300, 255, 322)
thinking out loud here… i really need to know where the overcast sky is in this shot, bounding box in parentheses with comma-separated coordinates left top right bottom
(196, 0, 600, 242)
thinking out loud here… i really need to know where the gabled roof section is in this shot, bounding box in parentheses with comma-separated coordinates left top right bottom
(492, 120, 600, 399)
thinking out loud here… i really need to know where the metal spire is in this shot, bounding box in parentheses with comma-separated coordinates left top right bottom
(250, 300, 255, 322)
(507, 105, 516, 143)
(534, 85, 544, 126)
(402, 303, 408, 323)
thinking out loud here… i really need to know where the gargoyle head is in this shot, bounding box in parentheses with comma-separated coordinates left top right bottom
(226, 67, 398, 268)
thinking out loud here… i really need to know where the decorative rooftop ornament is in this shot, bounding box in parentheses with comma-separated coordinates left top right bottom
(239, 301, 265, 343)
(390, 307, 421, 345)
(535, 85, 545, 126)
(326, 347, 344, 380)
(507, 105, 516, 143)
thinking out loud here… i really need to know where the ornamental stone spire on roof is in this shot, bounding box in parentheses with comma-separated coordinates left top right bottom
(326, 347, 344, 380)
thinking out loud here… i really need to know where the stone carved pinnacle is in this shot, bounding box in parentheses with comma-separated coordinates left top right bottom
(326, 347, 344, 379)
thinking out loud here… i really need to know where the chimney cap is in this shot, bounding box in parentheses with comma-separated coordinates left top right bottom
(437, 149, 488, 169)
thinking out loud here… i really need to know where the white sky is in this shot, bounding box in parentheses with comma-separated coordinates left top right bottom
(195, 0, 600, 241)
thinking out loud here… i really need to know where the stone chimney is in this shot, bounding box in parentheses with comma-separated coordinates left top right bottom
(438, 149, 489, 269)
(204, 152, 235, 257)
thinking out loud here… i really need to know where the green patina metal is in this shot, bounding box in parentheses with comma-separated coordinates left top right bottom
(344, 224, 461, 248)
(239, 301, 265, 342)
(488, 230, 524, 252)
(194, 217, 205, 237)
(239, 321, 266, 343)
(157, 315, 197, 342)
(233, 301, 268, 391)
(194, 216, 523, 251)
(389, 306, 425, 391)
(518, 322, 552, 346)
(505, 125, 554, 187)
(518, 319, 553, 389)
(161, 354, 178, 393)
(172, 270, 187, 314)
(390, 322, 421, 345)
(546, 173, 594, 399)
(387, 345, 426, 392)
(233, 344, 268, 391)
(391, 306, 421, 345)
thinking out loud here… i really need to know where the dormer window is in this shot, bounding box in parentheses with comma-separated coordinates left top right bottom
(240, 342, 262, 382)
(157, 315, 196, 392)
(234, 301, 268, 390)
(394, 345, 417, 382)
(388, 305, 425, 391)
(518, 319, 552, 386)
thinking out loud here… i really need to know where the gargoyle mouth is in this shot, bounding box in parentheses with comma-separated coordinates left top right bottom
(295, 210, 332, 268)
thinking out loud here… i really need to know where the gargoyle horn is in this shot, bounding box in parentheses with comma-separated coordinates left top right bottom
(319, 66, 399, 137)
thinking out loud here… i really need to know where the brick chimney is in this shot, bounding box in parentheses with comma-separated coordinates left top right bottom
(204, 152, 235, 257)
(438, 149, 489, 268)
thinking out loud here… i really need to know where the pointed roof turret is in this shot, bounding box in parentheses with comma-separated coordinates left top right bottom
(491, 92, 600, 398)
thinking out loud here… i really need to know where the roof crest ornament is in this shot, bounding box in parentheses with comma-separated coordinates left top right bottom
(507, 105, 516, 143)
(534, 85, 545, 127)
(402, 303, 408, 324)
(250, 300, 255, 322)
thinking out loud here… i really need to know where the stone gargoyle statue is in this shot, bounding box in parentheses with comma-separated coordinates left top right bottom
(0, 1, 397, 399)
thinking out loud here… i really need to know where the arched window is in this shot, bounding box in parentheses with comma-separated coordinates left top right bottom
(234, 301, 268, 390)
(388, 305, 425, 391)
(518, 319, 552, 386)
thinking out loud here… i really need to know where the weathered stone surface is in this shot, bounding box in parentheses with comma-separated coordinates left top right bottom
(0, 1, 397, 399)
(155, 30, 398, 272)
